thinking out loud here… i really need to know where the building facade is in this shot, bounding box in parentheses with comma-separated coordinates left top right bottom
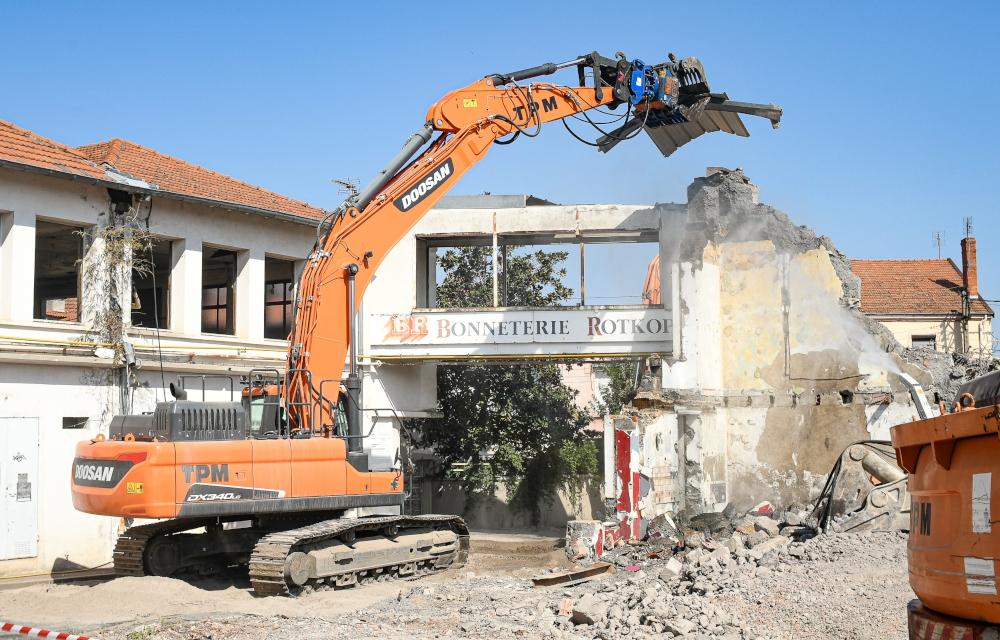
(851, 241, 994, 357)
(0, 121, 324, 576)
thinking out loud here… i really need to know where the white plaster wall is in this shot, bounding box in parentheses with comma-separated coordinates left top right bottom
(638, 412, 680, 516)
(661, 249, 722, 393)
(0, 360, 249, 575)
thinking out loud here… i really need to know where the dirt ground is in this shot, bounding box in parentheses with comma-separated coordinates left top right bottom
(0, 532, 911, 640)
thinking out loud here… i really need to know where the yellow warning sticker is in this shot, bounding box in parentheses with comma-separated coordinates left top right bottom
(463, 99, 478, 108)
(126, 482, 144, 494)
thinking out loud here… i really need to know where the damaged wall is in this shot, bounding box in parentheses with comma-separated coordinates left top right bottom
(632, 168, 964, 516)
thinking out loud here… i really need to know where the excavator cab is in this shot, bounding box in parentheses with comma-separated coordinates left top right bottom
(239, 372, 349, 440)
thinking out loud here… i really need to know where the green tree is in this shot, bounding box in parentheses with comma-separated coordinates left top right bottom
(596, 360, 640, 415)
(424, 245, 597, 522)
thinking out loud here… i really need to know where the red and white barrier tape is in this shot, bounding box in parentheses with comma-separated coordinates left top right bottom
(1, 622, 95, 640)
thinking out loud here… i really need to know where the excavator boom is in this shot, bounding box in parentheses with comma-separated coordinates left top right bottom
(286, 52, 782, 443)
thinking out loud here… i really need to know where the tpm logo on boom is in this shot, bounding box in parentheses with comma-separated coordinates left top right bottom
(181, 463, 229, 484)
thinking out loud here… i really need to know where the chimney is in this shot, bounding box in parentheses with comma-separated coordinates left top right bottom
(961, 236, 979, 299)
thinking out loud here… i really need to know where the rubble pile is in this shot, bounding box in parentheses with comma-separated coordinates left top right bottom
(546, 507, 907, 639)
(78, 523, 910, 639)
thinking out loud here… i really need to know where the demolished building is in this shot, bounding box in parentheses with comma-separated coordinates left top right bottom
(622, 168, 988, 529)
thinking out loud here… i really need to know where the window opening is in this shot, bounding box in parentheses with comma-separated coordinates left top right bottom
(131, 238, 171, 329)
(62, 417, 89, 429)
(424, 232, 659, 309)
(202, 246, 237, 335)
(264, 257, 295, 339)
(34, 220, 84, 321)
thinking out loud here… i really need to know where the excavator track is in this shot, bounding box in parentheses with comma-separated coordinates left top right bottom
(249, 514, 470, 597)
(113, 517, 221, 576)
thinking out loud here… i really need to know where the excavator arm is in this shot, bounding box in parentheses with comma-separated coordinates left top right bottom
(286, 52, 782, 446)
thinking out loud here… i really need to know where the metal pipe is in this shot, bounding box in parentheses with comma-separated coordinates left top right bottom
(345, 263, 363, 453)
(347, 263, 359, 377)
(848, 445, 906, 484)
(355, 123, 435, 212)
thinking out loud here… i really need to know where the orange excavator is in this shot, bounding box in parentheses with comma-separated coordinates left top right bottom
(71, 51, 781, 596)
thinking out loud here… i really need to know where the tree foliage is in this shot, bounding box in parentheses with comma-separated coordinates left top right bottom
(596, 360, 640, 416)
(423, 245, 597, 522)
(435, 245, 574, 308)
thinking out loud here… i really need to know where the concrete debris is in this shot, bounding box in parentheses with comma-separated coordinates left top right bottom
(16, 526, 911, 640)
(752, 515, 780, 537)
(546, 513, 907, 639)
(658, 556, 684, 582)
(571, 593, 608, 625)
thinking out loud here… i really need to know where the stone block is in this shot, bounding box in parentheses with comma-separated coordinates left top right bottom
(572, 594, 609, 625)
(659, 557, 683, 581)
(753, 515, 780, 537)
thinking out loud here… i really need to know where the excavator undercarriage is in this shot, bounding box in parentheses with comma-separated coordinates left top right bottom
(115, 513, 469, 597)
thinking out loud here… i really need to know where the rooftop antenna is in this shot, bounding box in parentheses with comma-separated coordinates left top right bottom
(964, 216, 973, 239)
(333, 178, 360, 199)
(932, 231, 945, 259)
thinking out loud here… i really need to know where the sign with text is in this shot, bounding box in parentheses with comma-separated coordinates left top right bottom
(367, 308, 672, 359)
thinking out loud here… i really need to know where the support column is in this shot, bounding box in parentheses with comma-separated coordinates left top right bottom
(0, 210, 36, 322)
(170, 238, 203, 335)
(236, 248, 264, 340)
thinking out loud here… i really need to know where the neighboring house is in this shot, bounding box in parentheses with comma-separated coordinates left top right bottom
(0, 119, 325, 575)
(851, 236, 994, 357)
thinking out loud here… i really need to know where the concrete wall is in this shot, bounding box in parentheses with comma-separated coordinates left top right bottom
(430, 478, 603, 532)
(633, 169, 938, 517)
(879, 317, 993, 357)
(0, 362, 238, 575)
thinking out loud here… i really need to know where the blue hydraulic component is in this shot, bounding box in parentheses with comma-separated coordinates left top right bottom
(628, 59, 666, 106)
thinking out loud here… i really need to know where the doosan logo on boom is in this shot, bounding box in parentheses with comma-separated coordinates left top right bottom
(395, 159, 453, 212)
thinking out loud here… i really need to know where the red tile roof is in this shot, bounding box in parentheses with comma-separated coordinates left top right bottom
(76, 138, 326, 220)
(850, 259, 993, 317)
(0, 119, 107, 180)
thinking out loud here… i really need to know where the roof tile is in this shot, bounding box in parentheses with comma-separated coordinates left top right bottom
(77, 138, 326, 220)
(850, 258, 992, 317)
(0, 119, 107, 180)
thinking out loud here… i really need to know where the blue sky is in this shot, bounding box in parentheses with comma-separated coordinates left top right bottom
(3, 2, 998, 309)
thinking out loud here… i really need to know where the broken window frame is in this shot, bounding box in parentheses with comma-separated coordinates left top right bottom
(263, 256, 296, 340)
(201, 245, 238, 335)
(417, 229, 661, 310)
(911, 334, 937, 350)
(130, 236, 172, 330)
(33, 218, 87, 324)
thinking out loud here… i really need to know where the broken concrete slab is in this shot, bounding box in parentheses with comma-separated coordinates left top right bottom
(658, 556, 683, 582)
(571, 593, 609, 625)
(749, 535, 790, 561)
(753, 515, 780, 537)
